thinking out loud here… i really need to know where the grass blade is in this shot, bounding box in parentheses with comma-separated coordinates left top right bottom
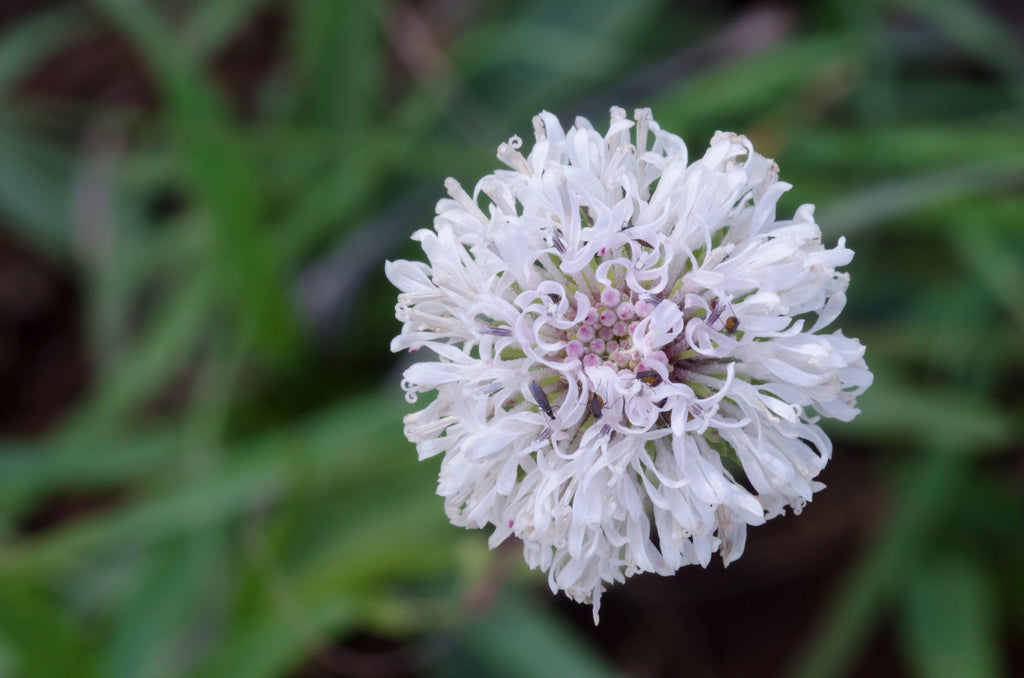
(460, 594, 622, 678)
(654, 36, 849, 133)
(0, 4, 96, 101)
(0, 393, 411, 572)
(290, 0, 381, 132)
(787, 453, 962, 678)
(61, 270, 216, 437)
(0, 577, 98, 678)
(950, 227, 1024, 332)
(102, 532, 227, 678)
(0, 126, 74, 260)
(88, 0, 298, 360)
(899, 556, 1003, 678)
(819, 163, 1023, 236)
(185, 0, 277, 57)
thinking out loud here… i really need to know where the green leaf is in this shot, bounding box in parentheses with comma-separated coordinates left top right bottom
(0, 392, 411, 573)
(184, 0, 277, 57)
(394, 0, 668, 139)
(899, 556, 1003, 678)
(788, 453, 963, 678)
(459, 593, 622, 678)
(789, 125, 1024, 174)
(455, 22, 627, 80)
(61, 270, 216, 437)
(818, 163, 1023, 237)
(102, 532, 227, 678)
(187, 596, 358, 678)
(950, 227, 1024, 332)
(0, 577, 98, 678)
(654, 36, 850, 133)
(0, 127, 74, 260)
(0, 4, 96, 101)
(187, 473, 453, 678)
(840, 366, 1011, 452)
(275, 473, 454, 597)
(0, 429, 177, 496)
(273, 147, 380, 261)
(290, 0, 381, 132)
(87, 0, 299, 360)
(892, 0, 1024, 93)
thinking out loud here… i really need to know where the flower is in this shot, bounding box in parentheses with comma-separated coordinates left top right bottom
(386, 107, 871, 622)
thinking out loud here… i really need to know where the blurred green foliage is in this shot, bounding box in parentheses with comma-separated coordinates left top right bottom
(0, 0, 1022, 676)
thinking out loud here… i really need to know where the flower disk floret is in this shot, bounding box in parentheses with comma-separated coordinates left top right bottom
(386, 107, 871, 622)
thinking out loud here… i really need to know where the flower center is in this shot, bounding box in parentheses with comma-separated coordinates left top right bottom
(563, 285, 664, 371)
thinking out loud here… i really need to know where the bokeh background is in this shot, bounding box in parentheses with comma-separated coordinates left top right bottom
(1, 0, 1022, 676)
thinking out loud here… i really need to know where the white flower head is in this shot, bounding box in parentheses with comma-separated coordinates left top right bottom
(387, 107, 871, 622)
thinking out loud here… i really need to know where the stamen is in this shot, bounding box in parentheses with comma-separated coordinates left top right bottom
(497, 135, 532, 176)
(417, 414, 458, 438)
(532, 114, 546, 141)
(601, 144, 631, 187)
(445, 177, 488, 224)
(480, 177, 516, 215)
(634, 107, 653, 199)
(634, 108, 652, 155)
(398, 291, 444, 305)
(433, 269, 474, 298)
(479, 323, 513, 337)
(551, 232, 566, 254)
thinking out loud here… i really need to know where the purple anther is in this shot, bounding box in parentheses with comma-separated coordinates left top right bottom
(706, 299, 725, 326)
(481, 324, 513, 337)
(552, 233, 566, 254)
